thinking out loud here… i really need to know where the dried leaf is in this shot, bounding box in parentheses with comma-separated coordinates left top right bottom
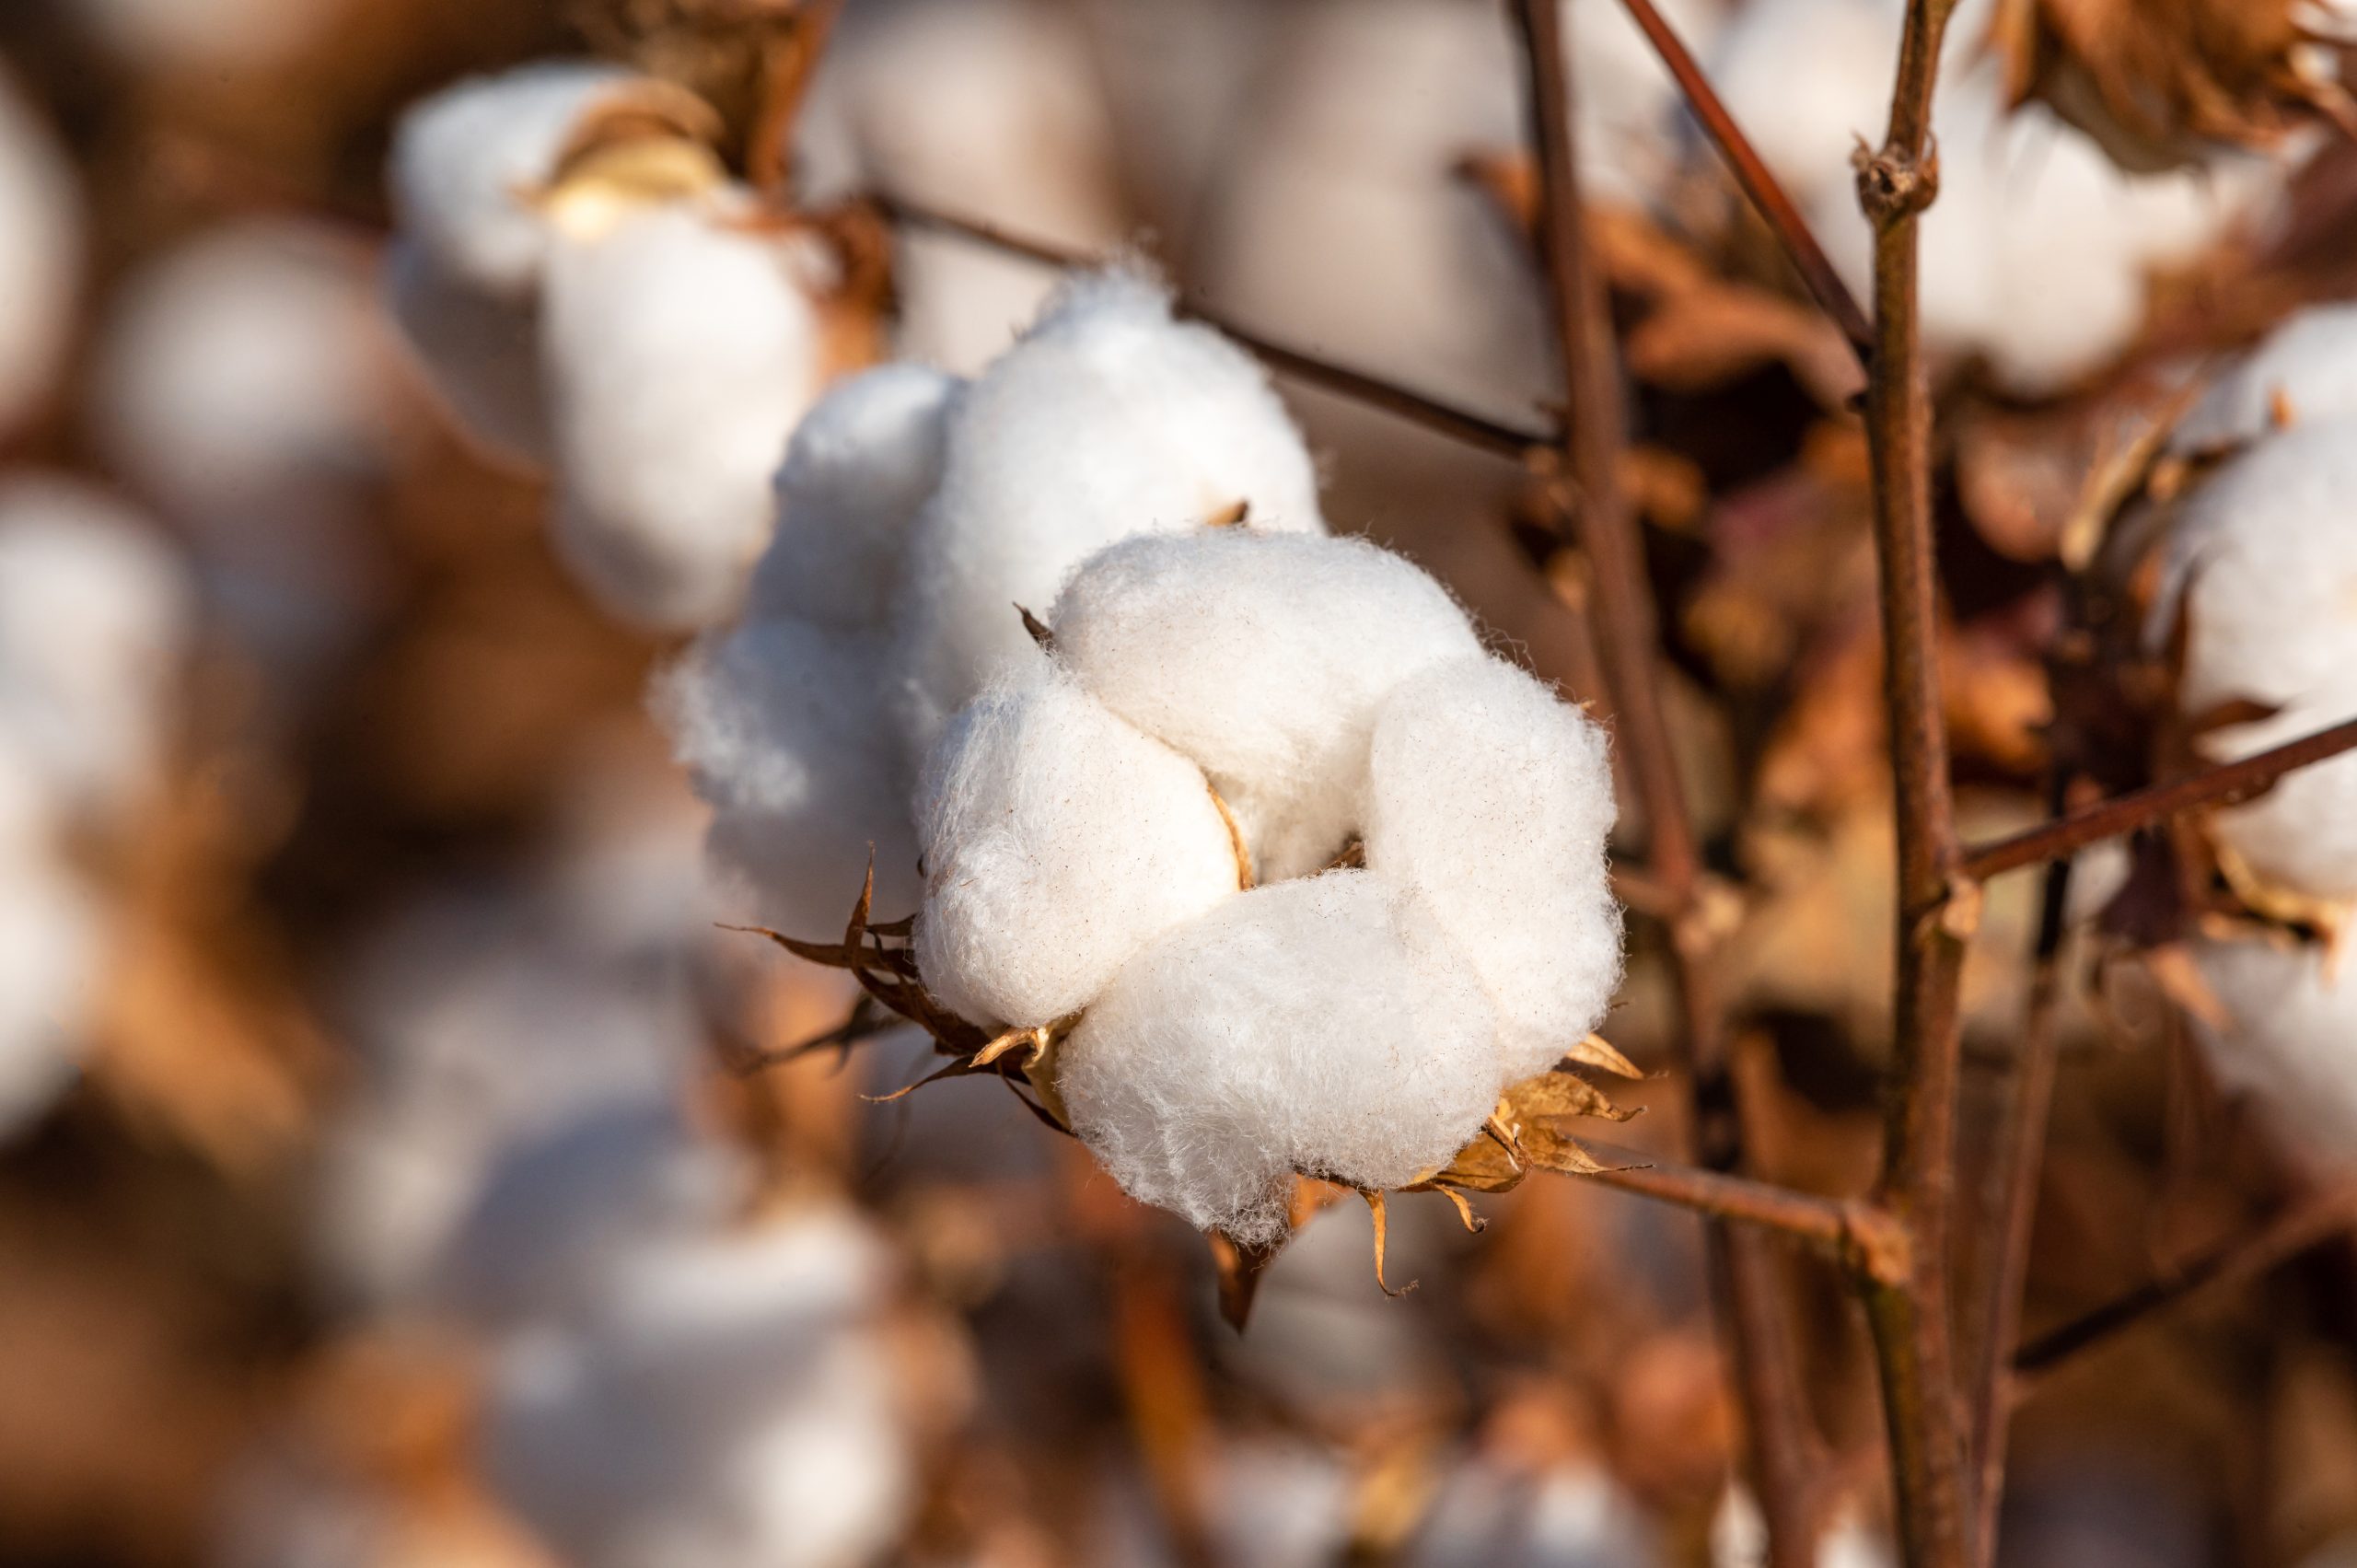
(1209, 1230, 1284, 1330)
(1561, 1033, 1644, 1079)
(1360, 1189, 1417, 1297)
(1208, 783, 1254, 891)
(1506, 1069, 1642, 1125)
(1016, 603, 1055, 651)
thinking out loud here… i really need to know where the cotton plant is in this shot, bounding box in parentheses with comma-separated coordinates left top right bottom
(0, 66, 81, 442)
(384, 62, 869, 631)
(2189, 937, 2357, 1173)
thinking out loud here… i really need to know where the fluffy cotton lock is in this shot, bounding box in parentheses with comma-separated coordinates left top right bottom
(1366, 656, 1622, 1081)
(0, 69, 80, 439)
(887, 271, 1327, 755)
(1057, 871, 1503, 1246)
(2165, 422, 2357, 903)
(2190, 939, 2357, 1165)
(1049, 527, 1483, 880)
(541, 197, 834, 630)
(913, 666, 1243, 1028)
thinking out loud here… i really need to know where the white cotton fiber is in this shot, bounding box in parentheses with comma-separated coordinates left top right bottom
(541, 199, 831, 631)
(2166, 422, 2357, 901)
(388, 62, 647, 301)
(2175, 302, 2357, 453)
(1057, 871, 1502, 1246)
(66, 0, 342, 74)
(657, 618, 922, 935)
(887, 272, 1326, 754)
(0, 475, 193, 814)
(1366, 656, 1622, 1081)
(1050, 528, 1483, 881)
(0, 829, 101, 1142)
(0, 69, 81, 438)
(2191, 938, 2357, 1164)
(913, 667, 1242, 1028)
(744, 365, 960, 632)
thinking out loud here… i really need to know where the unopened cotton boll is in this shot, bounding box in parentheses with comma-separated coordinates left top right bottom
(2174, 302, 2357, 453)
(2167, 423, 2357, 901)
(0, 70, 81, 438)
(888, 272, 1326, 752)
(2191, 939, 2357, 1164)
(658, 618, 922, 935)
(745, 364, 960, 632)
(541, 200, 832, 630)
(1058, 871, 1502, 1246)
(1051, 528, 1482, 880)
(914, 667, 1242, 1028)
(1366, 656, 1621, 1081)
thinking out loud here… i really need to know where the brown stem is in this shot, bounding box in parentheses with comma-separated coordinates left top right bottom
(1855, 3, 1971, 1564)
(865, 192, 1550, 459)
(1963, 714, 2357, 881)
(1510, 3, 1829, 1561)
(1585, 1155, 1910, 1280)
(745, 0, 844, 196)
(1608, 0, 1874, 364)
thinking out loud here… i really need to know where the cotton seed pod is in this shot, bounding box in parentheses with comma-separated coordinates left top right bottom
(913, 667, 1242, 1028)
(1057, 870, 1503, 1248)
(658, 618, 922, 937)
(0, 68, 81, 439)
(1050, 527, 1483, 881)
(2173, 302, 2357, 454)
(2167, 421, 2357, 904)
(745, 364, 961, 633)
(540, 199, 834, 631)
(2191, 937, 2357, 1165)
(1366, 655, 1622, 1082)
(887, 270, 1327, 756)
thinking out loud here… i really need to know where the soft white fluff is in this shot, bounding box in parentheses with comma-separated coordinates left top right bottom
(1050, 528, 1483, 880)
(388, 62, 642, 301)
(658, 619, 922, 935)
(482, 1209, 911, 1568)
(2167, 422, 2357, 901)
(2192, 939, 2357, 1164)
(0, 475, 194, 814)
(0, 69, 81, 437)
(541, 199, 831, 630)
(745, 365, 960, 632)
(1058, 871, 1502, 1246)
(2175, 302, 2357, 453)
(913, 667, 1242, 1028)
(1366, 656, 1622, 1081)
(888, 273, 1326, 753)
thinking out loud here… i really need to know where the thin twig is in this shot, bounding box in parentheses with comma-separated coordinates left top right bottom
(1509, 4, 1830, 1562)
(865, 192, 1551, 459)
(1584, 1154, 1909, 1279)
(1963, 714, 2357, 881)
(1854, 3, 1972, 1564)
(1608, 0, 1874, 363)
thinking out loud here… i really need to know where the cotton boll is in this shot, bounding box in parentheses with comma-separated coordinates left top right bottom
(1366, 656, 1621, 1082)
(2175, 302, 2357, 453)
(0, 833, 102, 1142)
(1051, 528, 1483, 880)
(66, 0, 343, 74)
(0, 475, 194, 814)
(888, 272, 1325, 752)
(745, 364, 960, 632)
(0, 70, 81, 438)
(1702, 0, 1905, 212)
(541, 200, 833, 631)
(2190, 939, 2357, 1166)
(1058, 871, 1502, 1246)
(380, 238, 550, 470)
(914, 667, 1241, 1028)
(658, 618, 922, 936)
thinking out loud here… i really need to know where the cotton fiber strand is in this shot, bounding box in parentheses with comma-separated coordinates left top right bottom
(887, 272, 1326, 754)
(1366, 656, 1622, 1081)
(913, 668, 1242, 1028)
(0, 70, 81, 438)
(1050, 528, 1482, 880)
(541, 200, 831, 630)
(658, 618, 922, 936)
(1057, 871, 1502, 1247)
(2192, 939, 2357, 1166)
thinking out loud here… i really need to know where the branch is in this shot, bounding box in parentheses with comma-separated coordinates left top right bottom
(1608, 0, 1874, 365)
(1584, 1154, 1910, 1281)
(865, 192, 1550, 459)
(1509, 5, 1829, 1562)
(1963, 714, 2357, 881)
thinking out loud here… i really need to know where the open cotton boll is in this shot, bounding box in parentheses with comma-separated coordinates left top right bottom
(1701, 0, 1907, 211)
(2190, 939, 2357, 1164)
(1058, 871, 1501, 1246)
(888, 272, 1325, 752)
(1366, 656, 1621, 1082)
(0, 475, 194, 814)
(65, 0, 343, 75)
(2175, 302, 2357, 453)
(541, 199, 833, 631)
(381, 238, 550, 470)
(658, 618, 922, 935)
(914, 667, 1241, 1028)
(0, 70, 81, 439)
(744, 365, 960, 632)
(1051, 528, 1483, 881)
(0, 833, 102, 1142)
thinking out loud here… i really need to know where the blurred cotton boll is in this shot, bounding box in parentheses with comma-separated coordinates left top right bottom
(0, 68, 82, 441)
(91, 220, 406, 673)
(0, 761, 103, 1143)
(64, 0, 348, 75)
(2190, 939, 2357, 1166)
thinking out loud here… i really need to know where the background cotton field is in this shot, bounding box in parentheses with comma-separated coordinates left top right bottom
(13, 0, 2357, 1565)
